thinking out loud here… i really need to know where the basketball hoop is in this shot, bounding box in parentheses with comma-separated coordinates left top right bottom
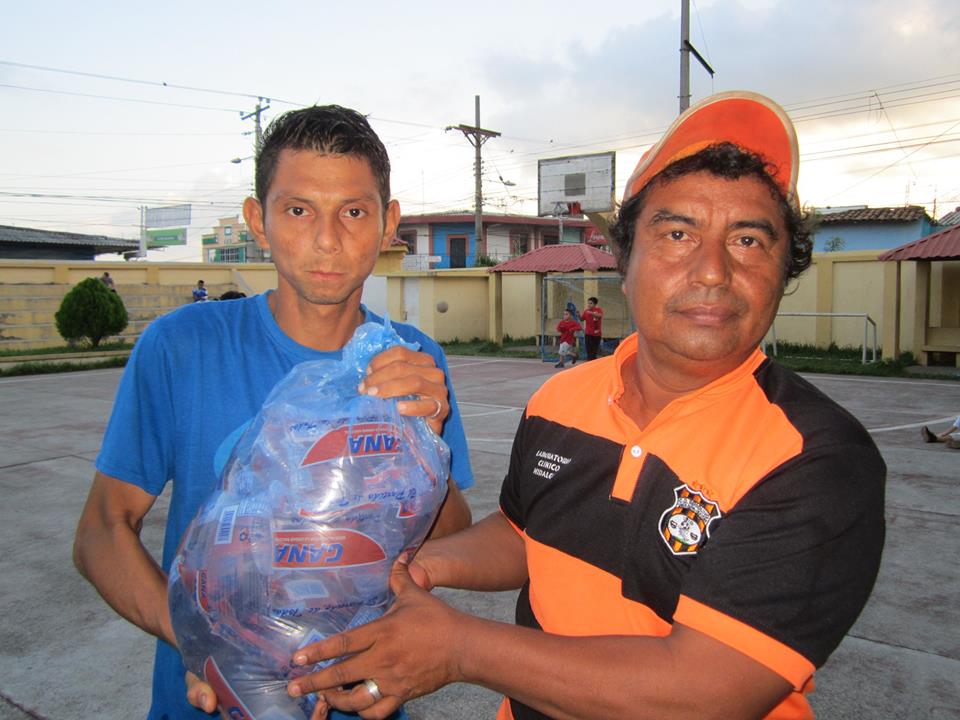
(537, 151, 615, 217)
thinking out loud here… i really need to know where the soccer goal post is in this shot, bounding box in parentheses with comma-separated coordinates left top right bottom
(539, 274, 634, 362)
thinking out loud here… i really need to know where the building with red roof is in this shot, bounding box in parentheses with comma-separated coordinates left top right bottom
(396, 212, 606, 269)
(490, 243, 617, 273)
(878, 224, 960, 366)
(878, 224, 960, 262)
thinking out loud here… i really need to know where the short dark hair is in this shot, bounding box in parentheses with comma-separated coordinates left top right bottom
(587, 296, 598, 304)
(255, 105, 391, 211)
(609, 142, 812, 282)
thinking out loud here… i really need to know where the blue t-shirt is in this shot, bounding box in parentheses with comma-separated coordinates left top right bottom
(96, 292, 473, 720)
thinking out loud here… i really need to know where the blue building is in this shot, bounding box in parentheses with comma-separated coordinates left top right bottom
(812, 206, 938, 253)
(396, 212, 605, 269)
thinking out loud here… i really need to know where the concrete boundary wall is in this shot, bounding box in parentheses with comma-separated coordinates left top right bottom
(2, 252, 958, 364)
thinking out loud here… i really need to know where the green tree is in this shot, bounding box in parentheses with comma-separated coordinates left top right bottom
(824, 236, 846, 252)
(55, 277, 128, 348)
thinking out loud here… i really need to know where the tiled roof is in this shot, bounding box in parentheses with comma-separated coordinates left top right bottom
(0, 224, 138, 250)
(937, 208, 960, 226)
(490, 243, 618, 273)
(879, 224, 960, 261)
(817, 206, 929, 223)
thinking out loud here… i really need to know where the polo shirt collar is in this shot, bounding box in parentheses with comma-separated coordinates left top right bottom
(610, 332, 767, 412)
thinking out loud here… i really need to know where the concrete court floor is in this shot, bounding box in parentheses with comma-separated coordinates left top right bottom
(0, 357, 958, 720)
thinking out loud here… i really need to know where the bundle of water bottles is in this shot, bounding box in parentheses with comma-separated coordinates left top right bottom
(169, 321, 450, 719)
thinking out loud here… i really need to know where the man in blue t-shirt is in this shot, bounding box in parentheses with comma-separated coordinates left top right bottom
(73, 105, 474, 720)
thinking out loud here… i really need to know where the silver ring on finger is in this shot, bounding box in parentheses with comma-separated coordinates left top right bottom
(428, 396, 443, 420)
(363, 678, 383, 702)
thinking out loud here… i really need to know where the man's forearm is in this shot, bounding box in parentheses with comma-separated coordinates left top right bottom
(417, 511, 527, 591)
(74, 520, 175, 646)
(427, 478, 472, 539)
(453, 618, 789, 720)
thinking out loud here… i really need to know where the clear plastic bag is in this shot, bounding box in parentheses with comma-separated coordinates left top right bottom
(169, 321, 451, 719)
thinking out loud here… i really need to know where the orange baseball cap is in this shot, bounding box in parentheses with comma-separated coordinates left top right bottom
(622, 91, 799, 208)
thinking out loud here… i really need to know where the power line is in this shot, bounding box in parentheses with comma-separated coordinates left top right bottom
(828, 118, 960, 199)
(0, 60, 298, 105)
(0, 82, 244, 113)
(0, 127, 239, 137)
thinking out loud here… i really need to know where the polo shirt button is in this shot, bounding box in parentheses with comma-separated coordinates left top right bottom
(630, 445, 642, 458)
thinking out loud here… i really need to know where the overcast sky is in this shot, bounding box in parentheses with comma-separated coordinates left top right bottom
(2, 0, 958, 261)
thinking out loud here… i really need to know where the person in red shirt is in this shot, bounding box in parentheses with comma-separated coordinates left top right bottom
(554, 309, 582, 369)
(580, 296, 604, 360)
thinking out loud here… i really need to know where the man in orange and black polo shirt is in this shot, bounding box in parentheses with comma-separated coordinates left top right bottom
(289, 92, 885, 720)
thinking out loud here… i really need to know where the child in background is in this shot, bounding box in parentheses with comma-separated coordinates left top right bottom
(555, 309, 582, 369)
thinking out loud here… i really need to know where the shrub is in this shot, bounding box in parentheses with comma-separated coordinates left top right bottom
(476, 341, 502, 354)
(55, 277, 128, 348)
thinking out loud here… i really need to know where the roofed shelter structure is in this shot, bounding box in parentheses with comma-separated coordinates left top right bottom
(490, 243, 617, 273)
(0, 225, 139, 261)
(878, 224, 960, 367)
(488, 244, 630, 351)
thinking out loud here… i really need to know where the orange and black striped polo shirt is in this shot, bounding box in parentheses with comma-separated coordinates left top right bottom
(498, 334, 885, 720)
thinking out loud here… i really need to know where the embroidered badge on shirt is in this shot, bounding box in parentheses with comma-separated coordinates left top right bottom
(659, 484, 723, 556)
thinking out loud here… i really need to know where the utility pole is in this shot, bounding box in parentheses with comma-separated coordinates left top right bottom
(679, 0, 691, 113)
(678, 0, 715, 114)
(241, 97, 271, 154)
(138, 205, 146, 258)
(447, 96, 501, 255)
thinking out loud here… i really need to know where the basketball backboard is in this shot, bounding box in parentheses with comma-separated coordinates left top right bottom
(537, 151, 615, 216)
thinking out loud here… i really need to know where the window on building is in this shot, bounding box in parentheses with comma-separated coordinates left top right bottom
(224, 226, 233, 236)
(218, 246, 242, 263)
(543, 234, 559, 246)
(510, 232, 529, 256)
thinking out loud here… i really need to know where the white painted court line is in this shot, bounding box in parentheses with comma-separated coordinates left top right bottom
(458, 401, 523, 410)
(868, 416, 958, 433)
(0, 368, 123, 385)
(461, 408, 523, 418)
(458, 400, 524, 419)
(446, 359, 504, 368)
(447, 357, 546, 368)
(801, 374, 960, 389)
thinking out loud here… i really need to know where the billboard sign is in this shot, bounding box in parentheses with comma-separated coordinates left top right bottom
(145, 204, 192, 228)
(147, 227, 187, 246)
